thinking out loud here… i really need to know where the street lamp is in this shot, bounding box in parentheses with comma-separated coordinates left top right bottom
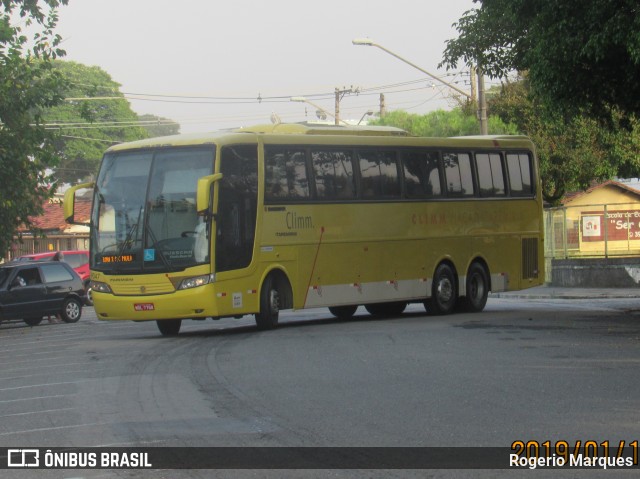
(352, 38, 488, 134)
(290, 97, 347, 125)
(357, 110, 375, 125)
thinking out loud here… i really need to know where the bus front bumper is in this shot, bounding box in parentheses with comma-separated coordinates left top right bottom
(92, 284, 219, 321)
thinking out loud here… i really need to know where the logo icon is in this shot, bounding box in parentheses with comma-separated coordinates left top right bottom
(8, 449, 39, 468)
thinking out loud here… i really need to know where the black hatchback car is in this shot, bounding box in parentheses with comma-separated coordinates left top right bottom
(0, 261, 86, 326)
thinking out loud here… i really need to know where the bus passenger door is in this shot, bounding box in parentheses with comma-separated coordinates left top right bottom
(215, 145, 258, 273)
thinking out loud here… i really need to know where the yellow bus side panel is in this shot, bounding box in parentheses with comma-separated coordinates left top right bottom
(259, 200, 543, 309)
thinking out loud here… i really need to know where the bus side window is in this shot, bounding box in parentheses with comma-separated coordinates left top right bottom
(358, 150, 400, 199)
(265, 148, 310, 200)
(311, 150, 356, 200)
(443, 152, 475, 197)
(401, 150, 442, 198)
(476, 153, 506, 197)
(506, 153, 534, 196)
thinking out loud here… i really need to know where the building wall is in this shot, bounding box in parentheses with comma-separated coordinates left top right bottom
(557, 185, 640, 257)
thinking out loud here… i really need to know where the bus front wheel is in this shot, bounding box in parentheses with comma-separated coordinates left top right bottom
(157, 319, 181, 336)
(426, 263, 457, 315)
(255, 276, 280, 330)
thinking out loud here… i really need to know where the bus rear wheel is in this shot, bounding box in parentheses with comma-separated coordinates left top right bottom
(255, 275, 280, 330)
(461, 263, 489, 312)
(157, 319, 181, 336)
(426, 263, 457, 315)
(329, 305, 358, 320)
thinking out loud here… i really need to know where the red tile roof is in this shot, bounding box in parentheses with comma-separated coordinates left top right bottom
(562, 180, 640, 205)
(20, 199, 92, 232)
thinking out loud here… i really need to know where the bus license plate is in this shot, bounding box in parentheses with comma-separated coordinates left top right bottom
(134, 303, 155, 311)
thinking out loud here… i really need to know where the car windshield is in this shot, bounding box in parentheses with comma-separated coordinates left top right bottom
(19, 256, 49, 262)
(0, 268, 9, 287)
(91, 146, 214, 273)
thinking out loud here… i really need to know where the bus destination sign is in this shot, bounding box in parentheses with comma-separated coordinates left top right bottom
(101, 254, 136, 263)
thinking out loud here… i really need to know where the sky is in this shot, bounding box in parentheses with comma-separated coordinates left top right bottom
(55, 0, 478, 134)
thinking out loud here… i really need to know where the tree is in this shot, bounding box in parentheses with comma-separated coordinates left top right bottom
(0, 0, 68, 256)
(138, 114, 180, 138)
(441, 0, 640, 125)
(489, 76, 640, 204)
(44, 61, 149, 183)
(370, 108, 518, 137)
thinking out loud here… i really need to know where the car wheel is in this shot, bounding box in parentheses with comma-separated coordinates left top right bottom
(61, 298, 82, 323)
(24, 317, 43, 326)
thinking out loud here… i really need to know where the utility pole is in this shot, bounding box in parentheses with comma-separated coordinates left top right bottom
(470, 66, 477, 108)
(352, 38, 488, 134)
(477, 66, 488, 135)
(333, 86, 358, 125)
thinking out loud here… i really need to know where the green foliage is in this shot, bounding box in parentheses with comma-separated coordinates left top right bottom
(489, 76, 640, 204)
(370, 108, 518, 137)
(43, 61, 149, 183)
(0, 0, 68, 257)
(138, 114, 180, 138)
(442, 0, 640, 124)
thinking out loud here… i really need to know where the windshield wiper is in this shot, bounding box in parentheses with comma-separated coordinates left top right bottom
(113, 206, 143, 273)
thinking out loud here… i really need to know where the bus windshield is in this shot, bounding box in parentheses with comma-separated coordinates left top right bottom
(91, 146, 215, 273)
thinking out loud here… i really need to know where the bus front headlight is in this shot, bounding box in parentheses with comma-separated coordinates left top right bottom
(91, 281, 113, 294)
(178, 274, 215, 290)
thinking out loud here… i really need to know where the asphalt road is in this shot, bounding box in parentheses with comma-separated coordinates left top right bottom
(1, 296, 640, 478)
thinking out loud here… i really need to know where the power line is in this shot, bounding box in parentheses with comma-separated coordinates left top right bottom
(61, 72, 470, 105)
(47, 82, 457, 129)
(59, 134, 120, 144)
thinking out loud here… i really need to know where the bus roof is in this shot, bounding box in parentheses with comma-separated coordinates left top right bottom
(105, 123, 534, 152)
(237, 123, 409, 136)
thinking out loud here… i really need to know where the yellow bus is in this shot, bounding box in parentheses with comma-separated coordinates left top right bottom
(65, 123, 543, 335)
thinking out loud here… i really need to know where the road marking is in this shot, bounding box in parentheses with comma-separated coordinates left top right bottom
(0, 422, 109, 436)
(0, 407, 75, 418)
(0, 394, 72, 404)
(0, 379, 98, 392)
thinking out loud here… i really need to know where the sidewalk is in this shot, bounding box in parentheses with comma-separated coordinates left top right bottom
(491, 285, 640, 300)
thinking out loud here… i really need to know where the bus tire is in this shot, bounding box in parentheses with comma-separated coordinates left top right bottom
(157, 319, 181, 336)
(461, 262, 489, 313)
(365, 302, 407, 317)
(426, 263, 457, 315)
(329, 305, 358, 320)
(255, 275, 280, 330)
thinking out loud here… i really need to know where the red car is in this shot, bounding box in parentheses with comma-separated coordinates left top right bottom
(16, 250, 92, 305)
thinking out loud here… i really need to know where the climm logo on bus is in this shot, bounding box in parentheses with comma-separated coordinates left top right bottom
(286, 211, 313, 230)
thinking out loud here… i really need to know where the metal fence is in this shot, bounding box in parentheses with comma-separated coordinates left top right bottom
(544, 202, 640, 282)
(5, 235, 90, 261)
